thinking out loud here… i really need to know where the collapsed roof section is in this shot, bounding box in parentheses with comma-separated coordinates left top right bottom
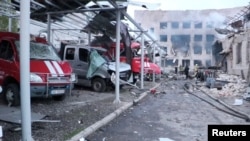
(8, 0, 126, 22)
(215, 3, 250, 35)
(0, 1, 127, 38)
(0, 0, 165, 57)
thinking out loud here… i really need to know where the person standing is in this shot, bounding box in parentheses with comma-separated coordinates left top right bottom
(179, 65, 183, 75)
(184, 65, 189, 79)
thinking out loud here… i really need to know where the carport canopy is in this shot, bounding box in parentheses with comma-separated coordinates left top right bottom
(0, 0, 157, 140)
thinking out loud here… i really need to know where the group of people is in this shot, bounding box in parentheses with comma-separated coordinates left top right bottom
(177, 65, 189, 79)
(177, 64, 199, 79)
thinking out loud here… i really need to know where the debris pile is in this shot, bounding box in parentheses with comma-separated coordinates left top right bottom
(216, 73, 247, 83)
(202, 73, 248, 97)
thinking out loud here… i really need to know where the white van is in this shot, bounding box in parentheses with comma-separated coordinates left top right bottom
(61, 44, 132, 92)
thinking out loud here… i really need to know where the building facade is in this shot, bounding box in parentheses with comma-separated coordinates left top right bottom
(134, 7, 242, 72)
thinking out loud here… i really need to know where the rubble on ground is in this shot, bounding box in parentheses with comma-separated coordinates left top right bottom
(201, 73, 248, 97)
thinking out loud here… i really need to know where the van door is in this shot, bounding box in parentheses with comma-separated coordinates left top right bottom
(0, 40, 17, 84)
(76, 48, 89, 79)
(64, 47, 90, 86)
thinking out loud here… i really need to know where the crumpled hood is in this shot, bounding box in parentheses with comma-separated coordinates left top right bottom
(107, 62, 131, 72)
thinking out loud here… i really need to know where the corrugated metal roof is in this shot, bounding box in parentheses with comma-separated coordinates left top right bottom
(0, 0, 127, 35)
(0, 0, 166, 53)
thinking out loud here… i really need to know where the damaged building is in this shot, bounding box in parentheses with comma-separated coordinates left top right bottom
(134, 7, 243, 72)
(215, 5, 250, 81)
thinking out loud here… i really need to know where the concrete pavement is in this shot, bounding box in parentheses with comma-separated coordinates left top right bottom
(69, 82, 162, 141)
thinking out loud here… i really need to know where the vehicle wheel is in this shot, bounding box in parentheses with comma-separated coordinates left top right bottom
(52, 94, 66, 101)
(92, 78, 106, 92)
(4, 83, 20, 106)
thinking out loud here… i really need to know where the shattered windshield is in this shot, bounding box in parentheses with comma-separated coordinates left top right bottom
(15, 41, 61, 61)
(91, 48, 110, 62)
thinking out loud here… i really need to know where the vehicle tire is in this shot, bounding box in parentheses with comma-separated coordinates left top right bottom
(52, 94, 66, 101)
(92, 78, 106, 92)
(4, 83, 20, 106)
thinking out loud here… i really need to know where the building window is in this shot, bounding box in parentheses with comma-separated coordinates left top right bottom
(206, 34, 215, 42)
(171, 22, 179, 29)
(183, 21, 191, 29)
(194, 60, 202, 66)
(166, 59, 178, 66)
(236, 43, 242, 64)
(160, 35, 168, 42)
(194, 35, 202, 41)
(160, 22, 167, 29)
(171, 35, 190, 55)
(206, 60, 211, 67)
(182, 59, 190, 66)
(194, 21, 202, 28)
(193, 44, 202, 54)
(205, 43, 212, 54)
(206, 21, 214, 28)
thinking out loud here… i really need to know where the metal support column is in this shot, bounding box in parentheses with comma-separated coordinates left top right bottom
(88, 30, 91, 46)
(152, 45, 156, 83)
(20, 0, 32, 140)
(47, 14, 51, 43)
(140, 34, 145, 89)
(8, 18, 12, 32)
(113, 9, 121, 104)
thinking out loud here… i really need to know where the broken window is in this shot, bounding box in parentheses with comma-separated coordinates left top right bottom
(171, 35, 190, 55)
(193, 44, 202, 54)
(194, 21, 202, 28)
(182, 59, 190, 66)
(15, 41, 60, 61)
(194, 35, 202, 42)
(165, 59, 178, 66)
(194, 60, 202, 66)
(183, 21, 191, 29)
(206, 60, 211, 67)
(171, 22, 179, 29)
(236, 42, 242, 64)
(160, 35, 168, 42)
(160, 22, 168, 29)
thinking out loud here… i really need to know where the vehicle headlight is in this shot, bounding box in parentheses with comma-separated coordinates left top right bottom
(70, 73, 77, 82)
(111, 72, 116, 82)
(30, 73, 43, 82)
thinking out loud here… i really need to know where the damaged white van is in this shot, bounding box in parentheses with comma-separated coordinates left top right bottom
(60, 44, 132, 92)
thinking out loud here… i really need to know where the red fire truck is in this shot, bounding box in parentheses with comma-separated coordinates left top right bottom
(0, 32, 76, 106)
(117, 42, 161, 81)
(93, 41, 161, 82)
